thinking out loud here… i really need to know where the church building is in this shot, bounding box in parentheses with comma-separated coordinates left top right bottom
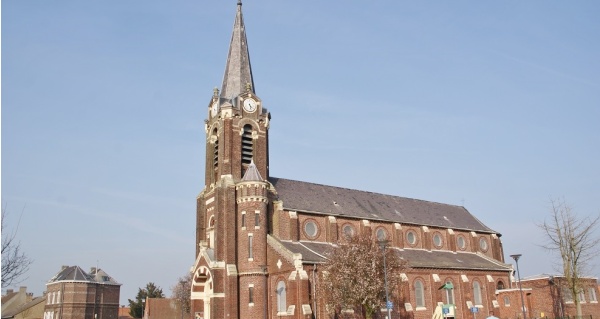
(191, 2, 513, 319)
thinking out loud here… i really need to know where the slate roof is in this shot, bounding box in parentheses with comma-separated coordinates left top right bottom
(1, 296, 45, 319)
(394, 248, 510, 271)
(242, 160, 263, 181)
(269, 177, 497, 234)
(220, 0, 254, 100)
(273, 238, 510, 271)
(47, 266, 120, 285)
(277, 240, 335, 263)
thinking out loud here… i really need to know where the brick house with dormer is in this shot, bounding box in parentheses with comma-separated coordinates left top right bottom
(44, 266, 121, 319)
(191, 2, 514, 319)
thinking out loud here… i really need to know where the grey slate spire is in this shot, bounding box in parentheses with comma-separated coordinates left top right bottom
(221, 1, 255, 99)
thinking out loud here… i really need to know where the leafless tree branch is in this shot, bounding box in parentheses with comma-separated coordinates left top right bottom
(1, 204, 33, 287)
(537, 197, 600, 317)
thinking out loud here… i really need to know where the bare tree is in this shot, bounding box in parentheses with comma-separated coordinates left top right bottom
(171, 272, 192, 318)
(1, 205, 33, 287)
(318, 233, 408, 319)
(538, 198, 600, 318)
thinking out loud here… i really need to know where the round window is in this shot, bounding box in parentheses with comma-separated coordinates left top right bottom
(433, 233, 443, 247)
(343, 224, 355, 238)
(479, 237, 488, 252)
(376, 228, 387, 241)
(304, 221, 318, 238)
(406, 231, 417, 245)
(457, 236, 466, 250)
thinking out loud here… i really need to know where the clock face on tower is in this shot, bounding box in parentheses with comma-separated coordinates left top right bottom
(211, 101, 219, 117)
(243, 98, 257, 112)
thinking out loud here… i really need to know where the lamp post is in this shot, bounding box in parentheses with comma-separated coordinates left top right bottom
(510, 254, 527, 319)
(379, 240, 392, 319)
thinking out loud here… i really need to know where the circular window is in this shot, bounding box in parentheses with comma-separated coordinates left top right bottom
(343, 224, 355, 238)
(406, 231, 417, 245)
(376, 228, 387, 241)
(304, 220, 318, 238)
(479, 237, 488, 252)
(433, 233, 443, 248)
(457, 236, 466, 250)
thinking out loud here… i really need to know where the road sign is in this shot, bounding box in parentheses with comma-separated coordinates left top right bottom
(471, 307, 479, 313)
(386, 301, 393, 309)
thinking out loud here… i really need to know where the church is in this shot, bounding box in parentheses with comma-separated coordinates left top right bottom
(190, 2, 512, 319)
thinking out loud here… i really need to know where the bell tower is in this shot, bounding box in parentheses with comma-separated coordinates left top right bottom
(193, 2, 271, 318)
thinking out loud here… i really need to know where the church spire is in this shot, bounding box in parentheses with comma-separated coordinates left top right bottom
(221, 1, 255, 99)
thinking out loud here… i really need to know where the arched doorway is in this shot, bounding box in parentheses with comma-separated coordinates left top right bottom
(191, 266, 213, 319)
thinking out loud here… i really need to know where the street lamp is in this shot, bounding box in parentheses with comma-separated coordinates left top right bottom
(378, 240, 392, 319)
(510, 254, 527, 319)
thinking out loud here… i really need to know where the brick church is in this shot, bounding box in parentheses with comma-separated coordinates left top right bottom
(191, 2, 513, 319)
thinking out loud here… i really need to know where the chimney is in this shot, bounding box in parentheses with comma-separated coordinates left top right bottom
(90, 267, 97, 274)
(7, 289, 14, 294)
(61, 265, 69, 271)
(19, 287, 27, 293)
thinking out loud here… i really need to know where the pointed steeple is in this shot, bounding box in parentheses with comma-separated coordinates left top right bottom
(221, 1, 255, 99)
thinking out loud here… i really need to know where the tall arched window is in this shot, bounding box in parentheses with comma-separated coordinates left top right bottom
(241, 125, 253, 164)
(414, 279, 425, 308)
(277, 281, 287, 313)
(473, 281, 482, 305)
(444, 281, 455, 305)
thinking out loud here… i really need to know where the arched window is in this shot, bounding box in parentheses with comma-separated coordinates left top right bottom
(376, 227, 387, 241)
(414, 279, 425, 308)
(444, 281, 455, 305)
(342, 224, 355, 238)
(241, 124, 253, 165)
(496, 280, 505, 290)
(473, 281, 482, 305)
(277, 281, 287, 313)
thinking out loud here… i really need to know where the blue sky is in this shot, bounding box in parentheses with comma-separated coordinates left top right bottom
(3, 0, 599, 305)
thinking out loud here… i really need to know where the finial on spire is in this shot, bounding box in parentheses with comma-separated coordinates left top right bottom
(213, 87, 219, 98)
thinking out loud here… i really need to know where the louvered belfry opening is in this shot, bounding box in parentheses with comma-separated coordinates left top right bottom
(241, 124, 253, 164)
(213, 128, 219, 169)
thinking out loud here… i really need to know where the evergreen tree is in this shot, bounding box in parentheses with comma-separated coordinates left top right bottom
(128, 282, 165, 318)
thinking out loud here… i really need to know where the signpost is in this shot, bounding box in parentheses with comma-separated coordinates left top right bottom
(471, 306, 479, 319)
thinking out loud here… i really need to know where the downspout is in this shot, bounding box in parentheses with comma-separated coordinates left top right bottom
(312, 264, 317, 319)
(60, 282, 65, 319)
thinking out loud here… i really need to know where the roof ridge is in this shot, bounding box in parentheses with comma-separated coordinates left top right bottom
(269, 176, 466, 209)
